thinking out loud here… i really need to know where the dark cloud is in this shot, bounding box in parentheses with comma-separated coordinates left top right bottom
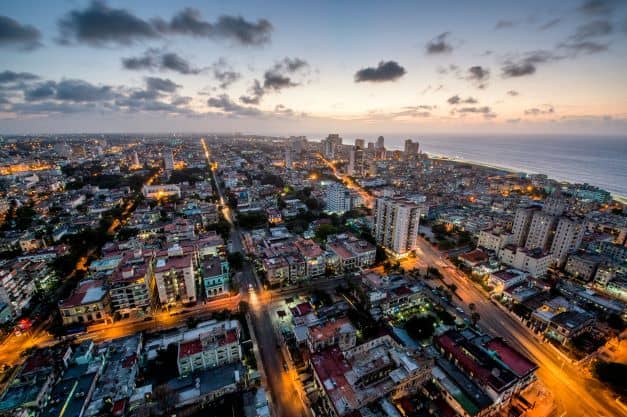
(495, 20, 515, 29)
(501, 50, 561, 77)
(145, 76, 179, 93)
(208, 94, 262, 117)
(426, 32, 453, 54)
(457, 106, 491, 113)
(506, 90, 519, 96)
(122, 49, 203, 74)
(23, 79, 115, 102)
(0, 70, 39, 84)
(558, 20, 612, 56)
(539, 18, 561, 30)
(153, 8, 273, 45)
(58, 2, 272, 47)
(524, 105, 555, 116)
(354, 60, 406, 83)
(0, 15, 42, 50)
(55, 79, 114, 101)
(171, 96, 192, 106)
(239, 80, 264, 105)
(57, 1, 159, 46)
(447, 95, 477, 105)
(467, 65, 490, 88)
(212, 59, 241, 89)
(263, 72, 296, 90)
(578, 0, 617, 16)
(9, 101, 95, 115)
(24, 81, 57, 101)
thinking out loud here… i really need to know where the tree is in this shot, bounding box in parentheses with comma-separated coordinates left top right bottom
(315, 224, 339, 242)
(405, 315, 437, 340)
(593, 361, 627, 395)
(153, 385, 178, 413)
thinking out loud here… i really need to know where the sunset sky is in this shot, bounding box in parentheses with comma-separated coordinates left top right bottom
(1, 0, 627, 135)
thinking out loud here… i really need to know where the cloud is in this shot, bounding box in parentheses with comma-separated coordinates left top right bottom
(467, 65, 490, 88)
(56, 79, 115, 101)
(211, 59, 241, 89)
(0, 70, 39, 84)
(557, 20, 612, 56)
(122, 49, 203, 74)
(426, 32, 453, 54)
(539, 18, 561, 30)
(153, 8, 273, 45)
(0, 15, 42, 50)
(207, 94, 262, 117)
(578, 0, 617, 16)
(506, 90, 519, 96)
(57, 1, 159, 46)
(354, 60, 406, 83)
(495, 20, 515, 29)
(9, 101, 95, 115)
(57, 2, 272, 47)
(501, 50, 561, 77)
(447, 95, 477, 105)
(507, 118, 521, 123)
(239, 80, 264, 105)
(145, 76, 179, 93)
(457, 106, 491, 113)
(392, 105, 433, 118)
(24, 81, 57, 101)
(524, 105, 555, 116)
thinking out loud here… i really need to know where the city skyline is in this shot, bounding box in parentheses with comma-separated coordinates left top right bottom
(2, 0, 627, 135)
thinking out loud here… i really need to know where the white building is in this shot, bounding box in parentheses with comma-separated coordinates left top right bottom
(153, 246, 196, 305)
(163, 149, 175, 171)
(142, 184, 181, 199)
(477, 229, 513, 255)
(325, 182, 353, 214)
(347, 146, 355, 176)
(550, 217, 585, 266)
(374, 197, 421, 255)
(525, 211, 557, 251)
(511, 206, 539, 246)
(499, 246, 552, 277)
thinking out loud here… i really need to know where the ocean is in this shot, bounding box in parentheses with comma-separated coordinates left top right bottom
(378, 135, 627, 198)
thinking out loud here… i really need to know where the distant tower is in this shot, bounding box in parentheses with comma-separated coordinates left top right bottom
(285, 147, 293, 170)
(376, 136, 385, 150)
(404, 139, 420, 160)
(550, 217, 585, 266)
(132, 151, 140, 166)
(369, 160, 377, 177)
(347, 146, 356, 176)
(355, 138, 365, 149)
(164, 149, 175, 171)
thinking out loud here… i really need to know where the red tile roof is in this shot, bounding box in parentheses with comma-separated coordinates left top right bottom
(484, 338, 537, 378)
(178, 339, 203, 359)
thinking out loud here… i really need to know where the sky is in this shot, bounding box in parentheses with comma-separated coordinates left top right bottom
(1, 0, 627, 137)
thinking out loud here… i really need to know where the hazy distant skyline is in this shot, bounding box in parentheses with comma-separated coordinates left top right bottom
(1, 0, 627, 135)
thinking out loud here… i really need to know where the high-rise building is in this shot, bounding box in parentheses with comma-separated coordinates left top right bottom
(373, 197, 421, 255)
(354, 138, 365, 149)
(550, 217, 585, 265)
(132, 151, 140, 166)
(543, 191, 566, 216)
(153, 246, 196, 305)
(163, 149, 175, 171)
(525, 211, 557, 251)
(285, 147, 292, 169)
(325, 183, 353, 214)
(376, 135, 385, 149)
(347, 146, 355, 176)
(512, 206, 539, 246)
(368, 160, 378, 176)
(323, 139, 335, 159)
(367, 142, 375, 150)
(327, 133, 343, 147)
(404, 139, 420, 159)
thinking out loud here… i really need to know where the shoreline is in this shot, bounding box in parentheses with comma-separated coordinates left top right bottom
(424, 152, 627, 203)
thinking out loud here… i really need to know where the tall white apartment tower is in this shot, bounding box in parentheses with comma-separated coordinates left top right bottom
(550, 217, 585, 265)
(164, 149, 175, 171)
(373, 197, 421, 255)
(132, 151, 140, 166)
(285, 147, 292, 169)
(347, 146, 356, 176)
(512, 206, 539, 246)
(525, 211, 557, 251)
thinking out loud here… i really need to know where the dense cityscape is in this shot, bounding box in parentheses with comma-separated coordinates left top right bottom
(1, 0, 627, 417)
(0, 134, 624, 417)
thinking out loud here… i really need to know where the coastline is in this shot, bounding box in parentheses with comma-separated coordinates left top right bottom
(425, 152, 627, 203)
